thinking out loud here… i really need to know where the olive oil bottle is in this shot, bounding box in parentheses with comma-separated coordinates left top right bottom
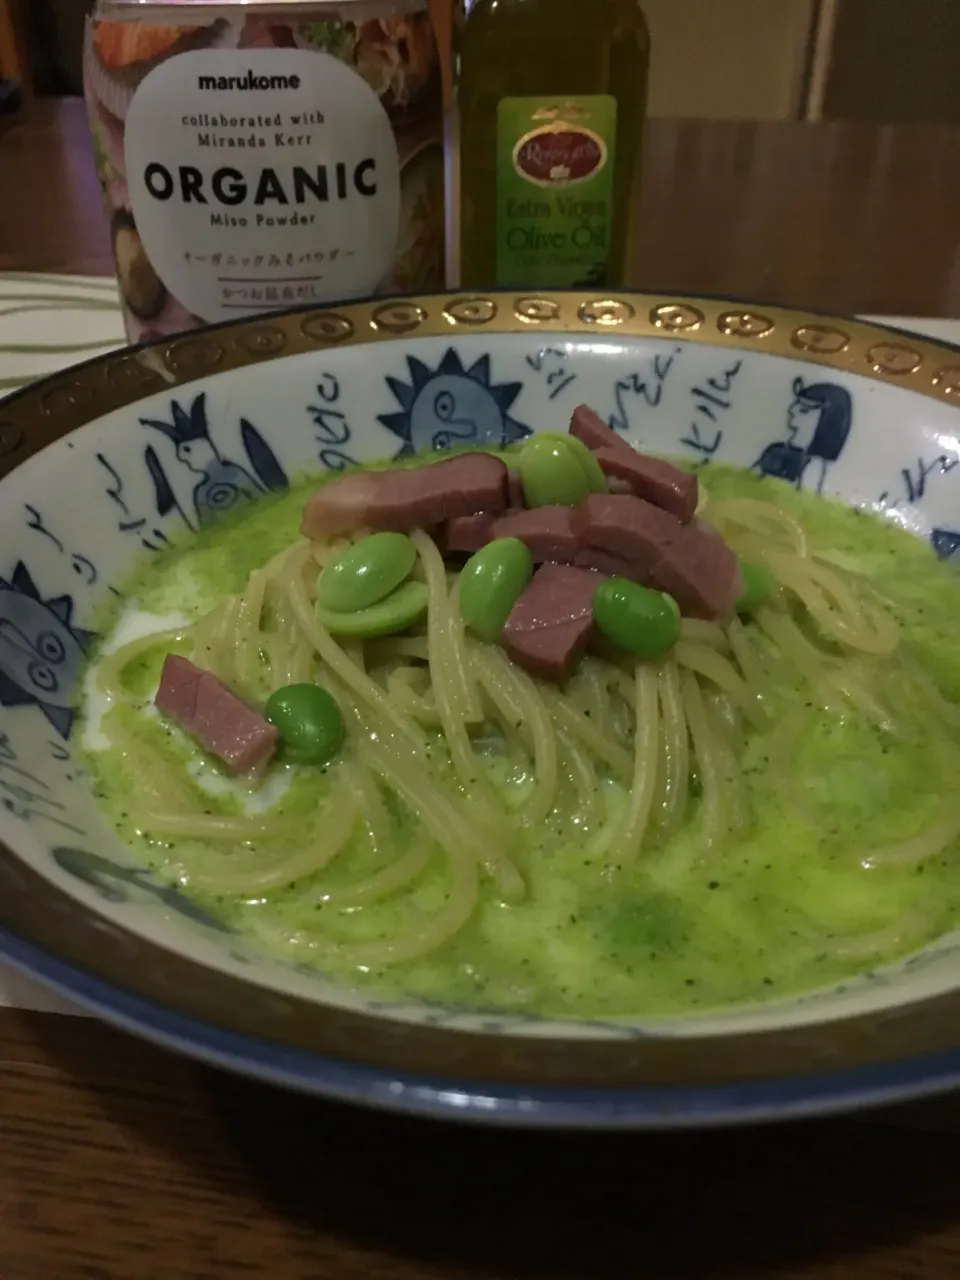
(458, 0, 650, 290)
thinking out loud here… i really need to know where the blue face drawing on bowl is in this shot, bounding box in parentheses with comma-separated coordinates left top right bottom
(408, 376, 507, 452)
(754, 377, 853, 494)
(0, 563, 95, 738)
(379, 350, 531, 456)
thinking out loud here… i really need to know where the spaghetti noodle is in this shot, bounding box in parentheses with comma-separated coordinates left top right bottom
(87, 471, 960, 983)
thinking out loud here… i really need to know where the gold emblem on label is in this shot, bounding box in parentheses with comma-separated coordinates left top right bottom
(512, 121, 607, 189)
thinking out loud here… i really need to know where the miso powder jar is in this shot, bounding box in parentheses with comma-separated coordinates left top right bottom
(84, 0, 446, 342)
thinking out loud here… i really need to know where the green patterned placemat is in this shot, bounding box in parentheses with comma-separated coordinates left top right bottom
(0, 273, 124, 395)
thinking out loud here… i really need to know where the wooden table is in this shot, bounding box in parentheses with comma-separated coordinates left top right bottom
(2, 99, 960, 1280)
(5, 101, 960, 315)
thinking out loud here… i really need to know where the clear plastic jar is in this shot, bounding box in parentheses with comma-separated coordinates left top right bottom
(84, 0, 446, 342)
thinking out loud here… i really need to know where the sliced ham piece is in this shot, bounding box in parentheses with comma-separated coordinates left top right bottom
(572, 493, 742, 620)
(302, 453, 509, 539)
(569, 403, 620, 454)
(501, 564, 604, 683)
(592, 446, 698, 524)
(574, 546, 647, 580)
(490, 506, 579, 564)
(440, 512, 496, 554)
(300, 471, 381, 540)
(506, 470, 525, 508)
(155, 655, 278, 774)
(573, 492, 677, 560)
(654, 535, 743, 621)
(569, 404, 698, 523)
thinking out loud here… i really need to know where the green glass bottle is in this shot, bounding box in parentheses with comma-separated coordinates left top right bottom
(458, 0, 650, 290)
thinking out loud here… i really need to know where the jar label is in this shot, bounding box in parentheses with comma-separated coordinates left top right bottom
(125, 48, 401, 324)
(85, 13, 445, 341)
(495, 95, 617, 288)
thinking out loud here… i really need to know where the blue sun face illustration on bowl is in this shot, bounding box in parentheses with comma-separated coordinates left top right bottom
(0, 563, 96, 738)
(379, 349, 531, 456)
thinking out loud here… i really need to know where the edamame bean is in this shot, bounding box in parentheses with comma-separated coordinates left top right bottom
(316, 579, 429, 638)
(459, 537, 533, 642)
(562, 434, 609, 494)
(593, 577, 681, 656)
(265, 683, 345, 765)
(736, 561, 777, 615)
(517, 434, 601, 508)
(317, 532, 416, 613)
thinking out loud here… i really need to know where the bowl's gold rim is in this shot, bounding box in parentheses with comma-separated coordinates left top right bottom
(4, 289, 960, 477)
(1, 289, 959, 1090)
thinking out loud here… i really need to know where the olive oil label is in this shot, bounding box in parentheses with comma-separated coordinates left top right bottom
(495, 95, 617, 288)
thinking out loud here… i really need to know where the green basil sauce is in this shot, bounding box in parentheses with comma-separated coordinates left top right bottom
(81, 464, 960, 1018)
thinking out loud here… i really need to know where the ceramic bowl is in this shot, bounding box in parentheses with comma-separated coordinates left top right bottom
(1, 291, 959, 1128)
